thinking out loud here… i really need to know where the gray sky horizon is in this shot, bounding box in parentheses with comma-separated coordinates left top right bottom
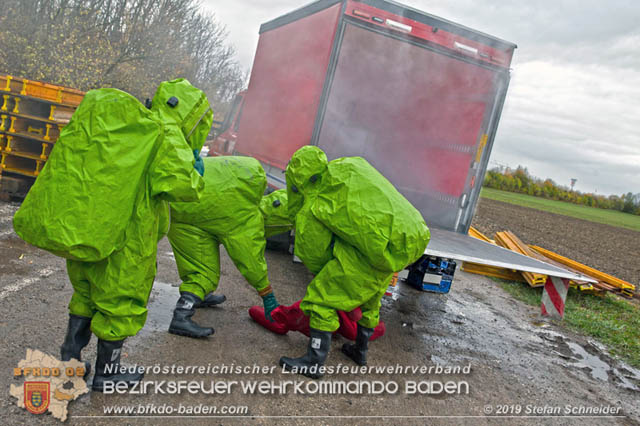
(203, 0, 640, 197)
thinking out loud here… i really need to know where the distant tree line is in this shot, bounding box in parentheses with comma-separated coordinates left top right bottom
(0, 0, 246, 115)
(483, 166, 640, 215)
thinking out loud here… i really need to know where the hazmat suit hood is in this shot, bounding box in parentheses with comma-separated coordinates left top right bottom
(151, 78, 213, 152)
(285, 145, 328, 221)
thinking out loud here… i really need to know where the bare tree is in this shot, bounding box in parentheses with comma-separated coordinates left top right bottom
(0, 0, 246, 112)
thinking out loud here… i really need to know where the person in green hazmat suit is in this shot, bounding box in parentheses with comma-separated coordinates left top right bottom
(13, 79, 212, 391)
(167, 157, 291, 338)
(279, 146, 430, 378)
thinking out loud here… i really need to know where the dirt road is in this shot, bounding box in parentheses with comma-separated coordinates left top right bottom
(1, 200, 639, 425)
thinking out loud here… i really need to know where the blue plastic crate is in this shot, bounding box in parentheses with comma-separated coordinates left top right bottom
(406, 256, 456, 294)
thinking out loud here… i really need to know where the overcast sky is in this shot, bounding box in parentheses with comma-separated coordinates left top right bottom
(202, 0, 640, 196)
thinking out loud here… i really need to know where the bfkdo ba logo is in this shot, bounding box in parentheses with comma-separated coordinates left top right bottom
(24, 382, 50, 415)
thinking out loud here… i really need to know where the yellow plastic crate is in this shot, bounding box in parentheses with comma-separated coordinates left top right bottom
(1, 74, 84, 107)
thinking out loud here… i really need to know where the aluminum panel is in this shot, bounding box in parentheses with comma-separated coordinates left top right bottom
(426, 227, 597, 283)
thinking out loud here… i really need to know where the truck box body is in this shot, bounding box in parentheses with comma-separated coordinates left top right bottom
(235, 0, 515, 233)
(231, 0, 595, 284)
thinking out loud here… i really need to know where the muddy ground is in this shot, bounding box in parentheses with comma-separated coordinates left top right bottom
(1, 199, 639, 425)
(472, 198, 640, 287)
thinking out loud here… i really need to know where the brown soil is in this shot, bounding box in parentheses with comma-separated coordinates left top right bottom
(471, 198, 640, 287)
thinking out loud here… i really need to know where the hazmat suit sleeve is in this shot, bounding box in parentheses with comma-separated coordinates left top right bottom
(149, 126, 204, 202)
(260, 189, 293, 238)
(294, 203, 334, 275)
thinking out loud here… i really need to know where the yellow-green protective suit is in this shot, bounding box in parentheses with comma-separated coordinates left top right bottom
(260, 189, 293, 238)
(168, 157, 290, 300)
(13, 79, 212, 341)
(286, 146, 430, 332)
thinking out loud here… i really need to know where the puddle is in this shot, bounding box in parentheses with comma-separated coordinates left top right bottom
(616, 367, 640, 391)
(539, 330, 640, 392)
(531, 320, 551, 328)
(566, 341, 640, 391)
(139, 281, 179, 337)
(565, 341, 610, 381)
(410, 288, 640, 393)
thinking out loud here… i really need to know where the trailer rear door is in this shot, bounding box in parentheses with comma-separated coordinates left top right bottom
(314, 13, 510, 233)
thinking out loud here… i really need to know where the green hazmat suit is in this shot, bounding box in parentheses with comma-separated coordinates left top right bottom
(169, 157, 290, 300)
(260, 189, 293, 238)
(13, 79, 212, 341)
(286, 146, 431, 332)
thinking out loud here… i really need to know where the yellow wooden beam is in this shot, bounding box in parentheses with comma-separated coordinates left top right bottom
(530, 245, 635, 294)
(468, 226, 494, 244)
(494, 231, 547, 287)
(461, 261, 526, 282)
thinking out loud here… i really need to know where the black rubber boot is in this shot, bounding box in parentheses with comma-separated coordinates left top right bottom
(92, 339, 144, 392)
(341, 324, 375, 366)
(168, 292, 214, 338)
(279, 328, 332, 379)
(197, 292, 226, 308)
(60, 314, 92, 378)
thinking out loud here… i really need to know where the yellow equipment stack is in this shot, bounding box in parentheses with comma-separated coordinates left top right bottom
(463, 226, 636, 298)
(0, 74, 84, 196)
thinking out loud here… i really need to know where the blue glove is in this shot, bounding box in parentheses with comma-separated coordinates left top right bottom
(262, 293, 279, 322)
(193, 149, 204, 176)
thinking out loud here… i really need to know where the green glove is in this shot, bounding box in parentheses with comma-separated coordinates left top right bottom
(262, 293, 279, 322)
(193, 149, 204, 176)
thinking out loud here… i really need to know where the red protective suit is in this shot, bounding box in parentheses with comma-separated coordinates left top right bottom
(249, 300, 385, 341)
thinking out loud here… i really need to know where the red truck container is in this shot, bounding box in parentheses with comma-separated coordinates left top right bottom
(214, 0, 593, 291)
(228, 0, 516, 234)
